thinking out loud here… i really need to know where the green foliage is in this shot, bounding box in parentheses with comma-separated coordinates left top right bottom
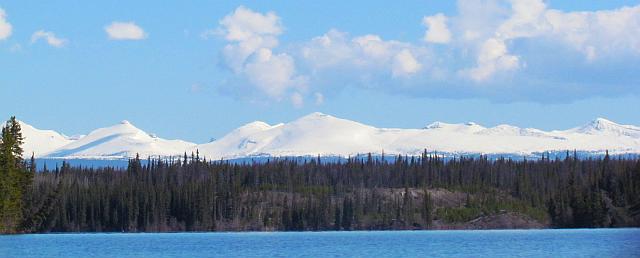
(1, 116, 638, 233)
(422, 190, 433, 227)
(16, 153, 640, 232)
(0, 117, 32, 233)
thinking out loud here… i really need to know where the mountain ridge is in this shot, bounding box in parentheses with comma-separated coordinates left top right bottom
(14, 113, 640, 160)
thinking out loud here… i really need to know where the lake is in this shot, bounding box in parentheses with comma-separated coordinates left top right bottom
(1, 229, 639, 257)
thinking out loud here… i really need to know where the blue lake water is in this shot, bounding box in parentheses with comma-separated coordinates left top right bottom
(1, 229, 639, 257)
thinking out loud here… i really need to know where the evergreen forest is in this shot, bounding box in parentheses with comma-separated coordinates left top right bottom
(1, 116, 639, 233)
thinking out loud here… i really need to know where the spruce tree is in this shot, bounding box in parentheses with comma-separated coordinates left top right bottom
(422, 189, 433, 227)
(0, 117, 26, 233)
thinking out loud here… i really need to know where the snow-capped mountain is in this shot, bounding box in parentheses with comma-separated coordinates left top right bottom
(425, 121, 486, 134)
(475, 124, 564, 139)
(566, 118, 640, 138)
(197, 112, 382, 158)
(43, 120, 196, 159)
(18, 121, 75, 157)
(16, 113, 640, 160)
(196, 113, 640, 159)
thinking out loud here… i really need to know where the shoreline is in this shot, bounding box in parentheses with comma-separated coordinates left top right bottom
(8, 227, 640, 235)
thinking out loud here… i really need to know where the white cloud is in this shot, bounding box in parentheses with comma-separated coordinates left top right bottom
(218, 6, 282, 72)
(353, 35, 392, 59)
(301, 29, 427, 75)
(221, 34, 279, 73)
(213, 3, 640, 104)
(496, 0, 548, 39)
(544, 5, 640, 60)
(31, 30, 68, 47)
(458, 0, 640, 81)
(423, 13, 451, 44)
(466, 38, 519, 81)
(392, 49, 422, 77)
(301, 30, 354, 69)
(243, 48, 299, 98)
(216, 6, 305, 101)
(455, 0, 508, 42)
(459, 0, 544, 81)
(219, 6, 282, 42)
(0, 8, 12, 40)
(105, 22, 147, 40)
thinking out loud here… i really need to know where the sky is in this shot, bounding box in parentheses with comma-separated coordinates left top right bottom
(1, 0, 639, 143)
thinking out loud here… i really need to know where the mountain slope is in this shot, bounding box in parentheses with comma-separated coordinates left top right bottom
(18, 113, 640, 160)
(196, 113, 640, 160)
(44, 120, 196, 159)
(566, 118, 640, 138)
(197, 112, 382, 158)
(18, 121, 75, 157)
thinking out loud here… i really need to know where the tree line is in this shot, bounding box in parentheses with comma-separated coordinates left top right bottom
(1, 117, 639, 233)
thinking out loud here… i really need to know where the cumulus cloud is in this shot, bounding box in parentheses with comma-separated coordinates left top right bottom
(244, 49, 299, 98)
(105, 22, 147, 40)
(423, 13, 451, 44)
(392, 49, 422, 77)
(466, 38, 519, 81)
(31, 30, 68, 47)
(215, 6, 306, 101)
(218, 6, 283, 72)
(212, 3, 640, 104)
(0, 8, 12, 40)
(458, 0, 640, 81)
(219, 6, 282, 42)
(301, 30, 427, 77)
(544, 5, 640, 60)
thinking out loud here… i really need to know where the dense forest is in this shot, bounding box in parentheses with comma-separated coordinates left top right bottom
(1, 117, 640, 233)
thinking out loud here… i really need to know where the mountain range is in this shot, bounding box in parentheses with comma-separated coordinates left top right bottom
(15, 112, 640, 160)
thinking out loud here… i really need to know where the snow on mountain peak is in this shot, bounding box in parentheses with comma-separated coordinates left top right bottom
(425, 121, 445, 129)
(298, 112, 334, 121)
(197, 112, 379, 159)
(424, 121, 486, 133)
(590, 118, 618, 130)
(476, 124, 564, 139)
(289, 112, 374, 132)
(104, 121, 145, 135)
(219, 121, 275, 142)
(477, 124, 521, 135)
(17, 121, 74, 157)
(15, 113, 640, 160)
(240, 121, 272, 130)
(308, 111, 329, 117)
(571, 117, 640, 137)
(44, 120, 196, 159)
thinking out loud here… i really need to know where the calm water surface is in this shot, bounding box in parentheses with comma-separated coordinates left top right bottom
(1, 228, 639, 257)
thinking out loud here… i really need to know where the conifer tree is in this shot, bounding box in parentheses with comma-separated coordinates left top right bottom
(422, 189, 433, 227)
(0, 117, 26, 233)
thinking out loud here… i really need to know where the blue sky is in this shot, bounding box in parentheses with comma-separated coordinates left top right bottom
(1, 0, 639, 143)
